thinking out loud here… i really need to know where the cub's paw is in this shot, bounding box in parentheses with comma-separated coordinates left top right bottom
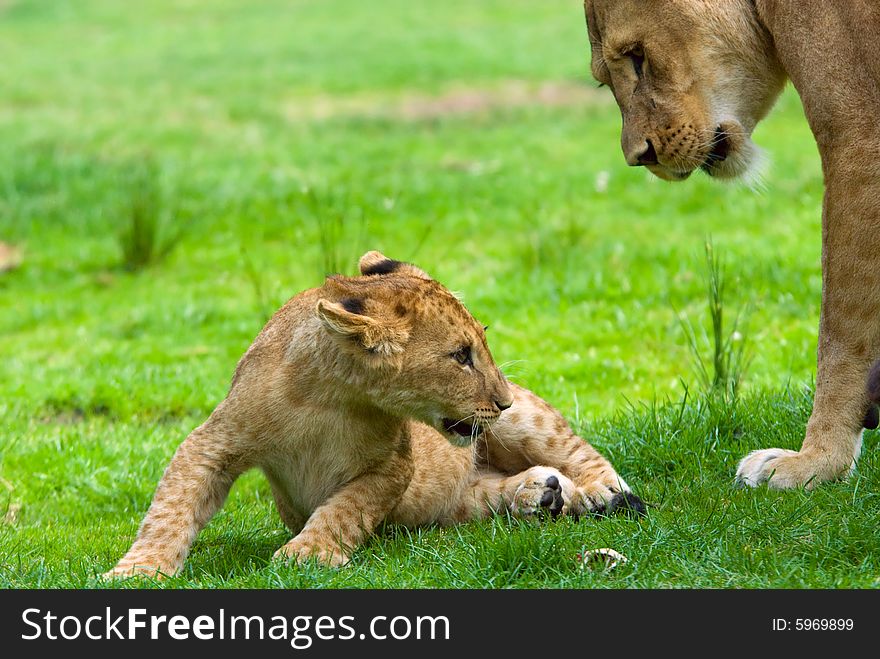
(273, 536, 349, 568)
(101, 562, 169, 581)
(567, 481, 647, 518)
(589, 490, 647, 518)
(511, 467, 575, 518)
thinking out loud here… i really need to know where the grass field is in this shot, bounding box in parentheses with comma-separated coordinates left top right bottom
(1, 0, 877, 588)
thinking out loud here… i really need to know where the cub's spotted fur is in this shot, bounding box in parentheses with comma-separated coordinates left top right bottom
(105, 251, 642, 577)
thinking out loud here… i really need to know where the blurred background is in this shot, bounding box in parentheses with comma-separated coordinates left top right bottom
(0, 0, 822, 427)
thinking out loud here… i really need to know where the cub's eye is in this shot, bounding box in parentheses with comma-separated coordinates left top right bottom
(451, 346, 473, 367)
(626, 46, 645, 78)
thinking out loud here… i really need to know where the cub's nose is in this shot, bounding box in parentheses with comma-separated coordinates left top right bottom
(626, 138, 658, 166)
(495, 399, 513, 412)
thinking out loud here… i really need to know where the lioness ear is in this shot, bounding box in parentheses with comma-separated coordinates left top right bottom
(358, 250, 432, 280)
(316, 298, 409, 355)
(584, 1, 609, 83)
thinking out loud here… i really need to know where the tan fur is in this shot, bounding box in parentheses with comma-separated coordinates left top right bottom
(105, 252, 634, 577)
(585, 0, 880, 488)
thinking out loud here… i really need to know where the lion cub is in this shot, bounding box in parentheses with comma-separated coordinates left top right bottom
(105, 251, 643, 577)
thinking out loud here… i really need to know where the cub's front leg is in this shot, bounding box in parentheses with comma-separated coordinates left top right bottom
(274, 448, 413, 568)
(104, 415, 249, 579)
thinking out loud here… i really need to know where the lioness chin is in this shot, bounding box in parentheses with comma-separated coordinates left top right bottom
(105, 251, 643, 578)
(585, 0, 880, 489)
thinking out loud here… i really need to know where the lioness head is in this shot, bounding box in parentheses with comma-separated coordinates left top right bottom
(316, 251, 513, 447)
(584, 0, 786, 181)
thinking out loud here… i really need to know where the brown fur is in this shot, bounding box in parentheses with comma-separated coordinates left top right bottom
(585, 0, 880, 488)
(105, 251, 637, 577)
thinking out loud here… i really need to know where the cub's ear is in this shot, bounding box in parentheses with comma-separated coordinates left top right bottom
(316, 298, 409, 356)
(358, 250, 432, 280)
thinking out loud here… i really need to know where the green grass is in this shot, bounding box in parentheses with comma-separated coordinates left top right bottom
(1, 0, 876, 588)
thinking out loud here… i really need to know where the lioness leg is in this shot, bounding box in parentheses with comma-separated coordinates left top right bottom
(736, 160, 880, 489)
(274, 448, 413, 567)
(482, 383, 641, 515)
(104, 417, 248, 578)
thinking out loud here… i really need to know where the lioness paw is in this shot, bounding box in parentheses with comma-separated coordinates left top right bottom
(511, 467, 575, 518)
(274, 537, 349, 568)
(735, 448, 828, 489)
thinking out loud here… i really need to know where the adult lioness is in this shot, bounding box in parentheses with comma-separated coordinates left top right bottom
(584, 0, 880, 489)
(105, 251, 642, 577)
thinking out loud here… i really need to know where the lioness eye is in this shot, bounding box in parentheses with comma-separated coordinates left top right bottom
(626, 46, 644, 78)
(452, 346, 473, 367)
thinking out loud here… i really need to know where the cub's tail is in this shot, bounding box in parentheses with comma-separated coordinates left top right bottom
(863, 360, 880, 429)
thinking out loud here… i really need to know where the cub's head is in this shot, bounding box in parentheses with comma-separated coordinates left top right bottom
(584, 0, 786, 181)
(315, 251, 513, 447)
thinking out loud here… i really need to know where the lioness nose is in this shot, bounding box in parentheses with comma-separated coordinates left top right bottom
(495, 399, 513, 412)
(627, 139, 658, 166)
